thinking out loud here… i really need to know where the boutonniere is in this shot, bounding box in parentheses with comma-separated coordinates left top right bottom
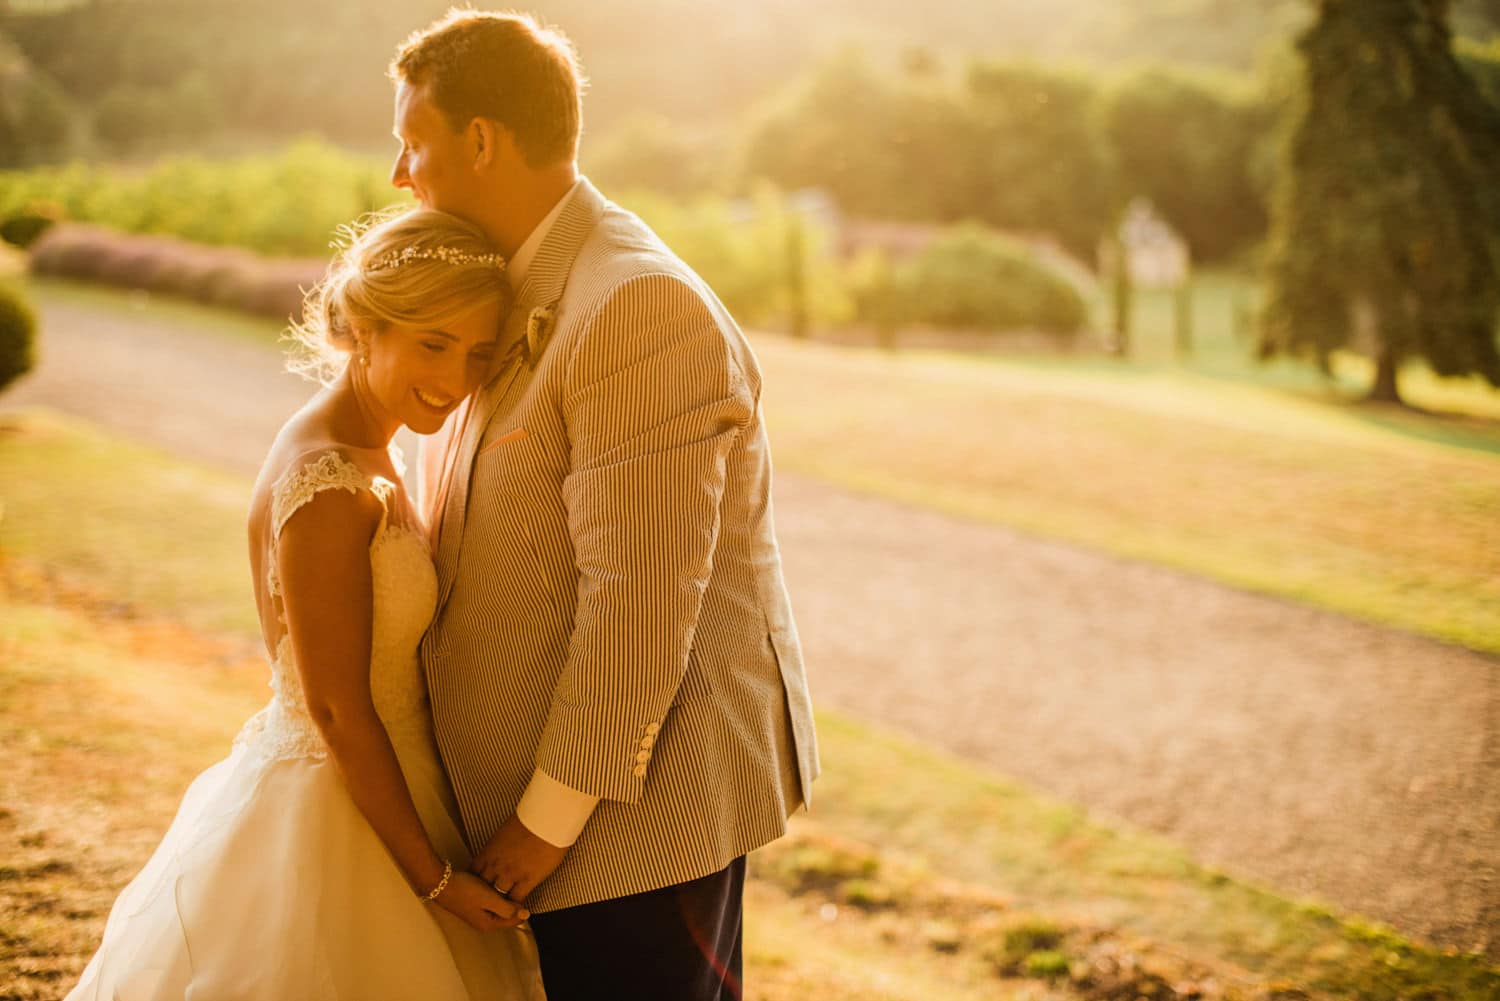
(524, 304, 558, 369)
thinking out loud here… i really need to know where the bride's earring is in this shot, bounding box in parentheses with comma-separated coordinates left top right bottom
(355, 340, 371, 367)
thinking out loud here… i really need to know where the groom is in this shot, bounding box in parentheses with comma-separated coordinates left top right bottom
(396, 10, 820, 999)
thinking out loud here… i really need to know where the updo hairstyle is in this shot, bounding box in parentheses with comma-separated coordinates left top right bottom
(287, 207, 510, 384)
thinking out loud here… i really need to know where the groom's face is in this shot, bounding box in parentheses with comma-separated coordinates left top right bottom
(391, 81, 479, 218)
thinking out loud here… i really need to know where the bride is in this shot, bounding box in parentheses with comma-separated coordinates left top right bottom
(65, 208, 546, 1000)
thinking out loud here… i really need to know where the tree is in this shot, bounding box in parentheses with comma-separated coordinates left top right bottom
(1104, 67, 1275, 263)
(739, 51, 904, 215)
(0, 31, 76, 166)
(965, 61, 1121, 259)
(740, 50, 983, 223)
(1453, 0, 1500, 35)
(1458, 35, 1500, 106)
(585, 115, 724, 197)
(1261, 0, 1500, 404)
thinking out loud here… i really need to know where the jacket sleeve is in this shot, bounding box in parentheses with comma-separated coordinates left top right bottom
(532, 272, 754, 803)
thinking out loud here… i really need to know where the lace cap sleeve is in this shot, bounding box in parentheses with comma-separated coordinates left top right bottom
(270, 450, 373, 540)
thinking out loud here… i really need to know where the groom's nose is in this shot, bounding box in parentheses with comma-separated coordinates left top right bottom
(390, 153, 411, 191)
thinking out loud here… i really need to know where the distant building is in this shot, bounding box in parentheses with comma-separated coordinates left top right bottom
(1110, 198, 1190, 288)
(835, 218, 940, 262)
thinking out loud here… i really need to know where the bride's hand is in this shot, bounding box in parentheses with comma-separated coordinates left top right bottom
(434, 870, 529, 932)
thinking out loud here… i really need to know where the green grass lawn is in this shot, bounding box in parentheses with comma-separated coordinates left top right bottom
(0, 408, 258, 636)
(1093, 272, 1500, 424)
(755, 330, 1500, 654)
(2, 409, 1495, 1000)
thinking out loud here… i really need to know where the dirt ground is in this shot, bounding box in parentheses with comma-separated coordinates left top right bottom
(6, 288, 1498, 959)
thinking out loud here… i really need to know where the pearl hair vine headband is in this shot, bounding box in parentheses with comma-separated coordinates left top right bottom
(367, 245, 508, 273)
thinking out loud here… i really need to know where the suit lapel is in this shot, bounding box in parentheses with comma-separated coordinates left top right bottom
(431, 178, 608, 613)
(431, 312, 528, 597)
(511, 178, 606, 318)
(465, 179, 608, 463)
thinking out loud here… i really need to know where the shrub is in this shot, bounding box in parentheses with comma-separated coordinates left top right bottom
(28, 223, 114, 281)
(0, 212, 56, 248)
(241, 259, 327, 320)
(1023, 949, 1071, 979)
(985, 918, 1069, 976)
(0, 281, 37, 395)
(760, 838, 880, 896)
(146, 244, 224, 299)
(27, 222, 323, 320)
(880, 224, 1089, 336)
(195, 251, 266, 309)
(0, 141, 402, 257)
(93, 240, 171, 288)
(838, 877, 896, 910)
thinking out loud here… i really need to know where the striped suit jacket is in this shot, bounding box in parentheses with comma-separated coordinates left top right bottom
(419, 178, 820, 913)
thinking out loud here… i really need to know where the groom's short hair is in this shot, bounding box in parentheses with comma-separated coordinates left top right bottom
(391, 9, 584, 168)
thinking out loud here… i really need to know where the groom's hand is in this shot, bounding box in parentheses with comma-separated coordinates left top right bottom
(471, 813, 568, 905)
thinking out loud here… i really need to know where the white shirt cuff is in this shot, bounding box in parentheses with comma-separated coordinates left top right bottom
(515, 768, 600, 848)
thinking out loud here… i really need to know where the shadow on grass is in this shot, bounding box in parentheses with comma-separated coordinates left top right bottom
(1334, 398, 1500, 457)
(982, 343, 1500, 457)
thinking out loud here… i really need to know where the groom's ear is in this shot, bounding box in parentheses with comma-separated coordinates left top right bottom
(468, 118, 506, 172)
(468, 118, 523, 175)
(465, 120, 495, 173)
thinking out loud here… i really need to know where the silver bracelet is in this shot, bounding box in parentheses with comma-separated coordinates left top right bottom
(420, 859, 453, 902)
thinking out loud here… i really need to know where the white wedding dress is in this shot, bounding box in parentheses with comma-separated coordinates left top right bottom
(66, 449, 545, 1001)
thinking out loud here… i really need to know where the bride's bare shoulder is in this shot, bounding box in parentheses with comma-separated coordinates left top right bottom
(250, 406, 364, 521)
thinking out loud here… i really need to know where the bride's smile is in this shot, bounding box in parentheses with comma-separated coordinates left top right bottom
(415, 387, 456, 410)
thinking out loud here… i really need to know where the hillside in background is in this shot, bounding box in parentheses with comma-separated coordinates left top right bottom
(3, 0, 1497, 161)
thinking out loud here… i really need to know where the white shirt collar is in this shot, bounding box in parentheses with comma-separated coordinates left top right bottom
(507, 178, 583, 293)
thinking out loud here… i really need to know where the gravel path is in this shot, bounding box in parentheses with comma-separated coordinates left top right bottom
(7, 288, 1497, 959)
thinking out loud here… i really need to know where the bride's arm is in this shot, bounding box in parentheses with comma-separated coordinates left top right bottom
(277, 486, 526, 931)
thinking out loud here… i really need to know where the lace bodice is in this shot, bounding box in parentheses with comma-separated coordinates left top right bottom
(235, 449, 439, 760)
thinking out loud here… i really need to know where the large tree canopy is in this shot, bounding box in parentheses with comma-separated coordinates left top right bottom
(1261, 0, 1500, 403)
(1103, 67, 1275, 263)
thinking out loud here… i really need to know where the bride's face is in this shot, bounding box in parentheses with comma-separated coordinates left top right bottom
(356, 299, 504, 436)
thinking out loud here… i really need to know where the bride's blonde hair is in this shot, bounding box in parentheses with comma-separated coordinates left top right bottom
(287, 207, 510, 385)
